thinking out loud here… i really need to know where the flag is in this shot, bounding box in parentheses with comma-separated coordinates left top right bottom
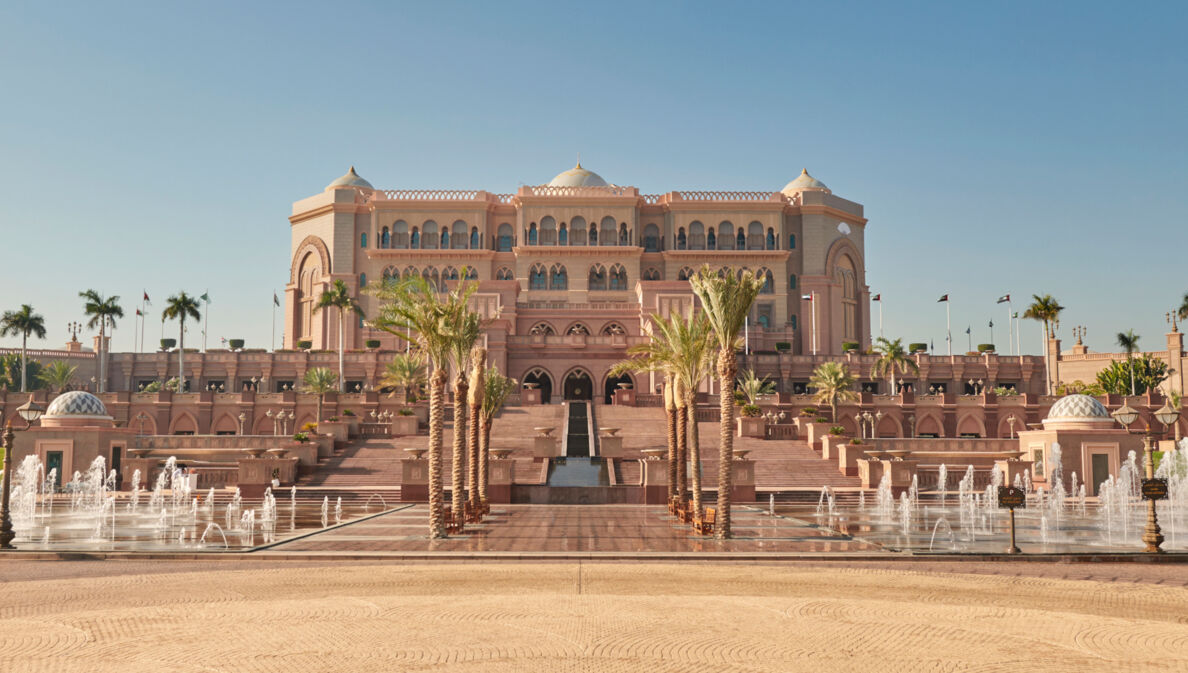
(143, 291, 150, 304)
(273, 292, 281, 307)
(996, 294, 1010, 304)
(200, 292, 210, 303)
(135, 309, 142, 316)
(937, 294, 949, 302)
(871, 294, 881, 301)
(1012, 312, 1018, 319)
(965, 326, 971, 335)
(930, 339, 934, 351)
(801, 294, 813, 301)
(989, 319, 994, 328)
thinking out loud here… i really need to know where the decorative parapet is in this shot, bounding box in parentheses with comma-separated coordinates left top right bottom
(519, 185, 639, 198)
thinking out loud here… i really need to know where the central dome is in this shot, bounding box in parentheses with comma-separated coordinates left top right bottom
(45, 391, 109, 418)
(546, 162, 609, 188)
(1042, 394, 1113, 429)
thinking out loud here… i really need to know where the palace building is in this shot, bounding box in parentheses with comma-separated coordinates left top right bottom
(286, 163, 870, 401)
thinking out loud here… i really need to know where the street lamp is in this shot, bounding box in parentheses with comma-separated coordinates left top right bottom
(1007, 414, 1018, 439)
(1112, 402, 1177, 553)
(2, 397, 45, 550)
(136, 412, 149, 435)
(237, 412, 247, 435)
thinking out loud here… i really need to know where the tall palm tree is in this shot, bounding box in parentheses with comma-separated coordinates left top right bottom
(1178, 292, 1188, 322)
(467, 347, 486, 513)
(39, 361, 78, 393)
(444, 291, 482, 530)
(80, 290, 123, 394)
(161, 293, 201, 393)
(379, 352, 427, 402)
(312, 279, 364, 392)
(301, 367, 339, 425)
(1023, 294, 1064, 395)
(871, 337, 918, 394)
(0, 305, 47, 392)
(663, 313, 714, 514)
(663, 377, 678, 500)
(479, 368, 516, 507)
(1116, 329, 1140, 396)
(369, 272, 481, 538)
(688, 265, 765, 539)
(809, 361, 859, 422)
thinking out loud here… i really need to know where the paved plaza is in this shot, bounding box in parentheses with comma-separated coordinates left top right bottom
(1, 560, 1186, 672)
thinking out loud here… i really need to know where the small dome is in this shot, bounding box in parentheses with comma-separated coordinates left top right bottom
(1042, 394, 1113, 429)
(546, 162, 609, 188)
(326, 166, 373, 190)
(45, 391, 109, 418)
(780, 168, 830, 195)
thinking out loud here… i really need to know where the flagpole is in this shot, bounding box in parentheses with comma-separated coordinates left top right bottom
(878, 299, 883, 339)
(202, 292, 209, 353)
(811, 291, 818, 356)
(946, 300, 951, 356)
(272, 292, 277, 352)
(744, 315, 749, 356)
(1006, 300, 1013, 355)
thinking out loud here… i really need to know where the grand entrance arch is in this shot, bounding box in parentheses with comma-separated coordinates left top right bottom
(604, 373, 633, 404)
(562, 369, 593, 401)
(523, 368, 553, 404)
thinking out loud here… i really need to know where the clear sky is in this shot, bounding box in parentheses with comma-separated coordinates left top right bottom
(1, 1, 1185, 356)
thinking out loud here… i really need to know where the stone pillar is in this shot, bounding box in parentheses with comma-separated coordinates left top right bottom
(882, 459, 918, 497)
(996, 459, 1029, 489)
(641, 458, 668, 504)
(731, 459, 756, 502)
(401, 459, 429, 502)
(598, 435, 623, 458)
(487, 458, 515, 504)
(533, 435, 558, 458)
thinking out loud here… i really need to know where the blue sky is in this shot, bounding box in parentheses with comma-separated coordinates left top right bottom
(1, 1, 1185, 355)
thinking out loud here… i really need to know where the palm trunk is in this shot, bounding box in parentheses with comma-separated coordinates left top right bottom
(663, 380, 677, 500)
(1041, 321, 1050, 395)
(451, 375, 469, 530)
(317, 395, 324, 424)
(467, 350, 485, 512)
(428, 367, 447, 538)
(1129, 356, 1136, 396)
(178, 318, 186, 393)
(716, 348, 737, 539)
(19, 333, 27, 393)
(479, 416, 491, 506)
(674, 378, 688, 501)
(97, 319, 105, 394)
(338, 310, 346, 392)
(687, 393, 702, 515)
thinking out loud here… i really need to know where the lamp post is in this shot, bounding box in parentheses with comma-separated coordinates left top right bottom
(237, 412, 246, 435)
(1111, 402, 1178, 553)
(1, 397, 46, 550)
(1007, 414, 1018, 440)
(136, 412, 148, 435)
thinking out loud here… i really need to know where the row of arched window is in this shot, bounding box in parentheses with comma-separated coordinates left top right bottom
(364, 220, 485, 251)
(361, 264, 792, 294)
(529, 321, 627, 336)
(376, 265, 477, 291)
(521, 263, 629, 291)
(525, 216, 630, 247)
(673, 221, 785, 251)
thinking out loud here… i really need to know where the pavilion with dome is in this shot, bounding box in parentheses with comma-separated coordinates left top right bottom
(9, 390, 132, 489)
(285, 161, 870, 402)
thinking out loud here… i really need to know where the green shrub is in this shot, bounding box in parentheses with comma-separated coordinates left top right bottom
(909, 342, 927, 353)
(850, 438, 863, 445)
(799, 406, 817, 417)
(228, 339, 245, 350)
(296, 340, 312, 350)
(741, 404, 761, 417)
(365, 339, 381, 349)
(977, 343, 995, 353)
(398, 408, 414, 416)
(815, 417, 829, 423)
(828, 426, 845, 436)
(160, 338, 176, 350)
(292, 432, 309, 443)
(775, 342, 791, 352)
(842, 341, 859, 352)
(342, 409, 356, 417)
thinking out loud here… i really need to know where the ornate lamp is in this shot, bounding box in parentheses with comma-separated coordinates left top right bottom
(1154, 401, 1179, 429)
(1110, 403, 1139, 429)
(1112, 401, 1167, 553)
(15, 396, 44, 428)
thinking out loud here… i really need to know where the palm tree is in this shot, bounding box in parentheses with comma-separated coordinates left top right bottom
(809, 361, 859, 422)
(379, 352, 427, 402)
(1116, 329, 1140, 396)
(611, 329, 683, 500)
(663, 376, 678, 500)
(80, 290, 123, 394)
(736, 369, 777, 406)
(301, 367, 339, 425)
(39, 361, 78, 393)
(0, 305, 47, 392)
(444, 291, 482, 530)
(369, 272, 480, 538)
(467, 347, 486, 513)
(1023, 294, 1064, 395)
(871, 337, 918, 394)
(479, 368, 516, 507)
(688, 265, 765, 539)
(161, 293, 201, 393)
(1178, 292, 1188, 322)
(312, 280, 365, 392)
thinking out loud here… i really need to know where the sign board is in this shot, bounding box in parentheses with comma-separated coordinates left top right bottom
(998, 486, 1026, 509)
(1141, 478, 1169, 501)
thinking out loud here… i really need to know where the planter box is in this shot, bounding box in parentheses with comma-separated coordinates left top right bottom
(836, 442, 867, 476)
(313, 434, 334, 459)
(819, 434, 851, 461)
(283, 442, 319, 468)
(736, 416, 765, 438)
(237, 457, 297, 497)
(533, 436, 559, 458)
(401, 459, 429, 502)
(521, 388, 542, 405)
(390, 415, 419, 436)
(612, 388, 636, 406)
(598, 435, 623, 458)
(318, 420, 349, 442)
(804, 422, 834, 450)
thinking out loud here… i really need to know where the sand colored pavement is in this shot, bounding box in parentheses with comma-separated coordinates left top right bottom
(1, 561, 1186, 672)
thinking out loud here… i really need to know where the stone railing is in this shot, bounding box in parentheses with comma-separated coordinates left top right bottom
(0, 347, 95, 359)
(672, 191, 782, 202)
(521, 185, 637, 198)
(374, 189, 484, 201)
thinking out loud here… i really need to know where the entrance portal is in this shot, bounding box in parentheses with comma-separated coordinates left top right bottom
(603, 373, 633, 404)
(562, 370, 592, 401)
(523, 368, 553, 404)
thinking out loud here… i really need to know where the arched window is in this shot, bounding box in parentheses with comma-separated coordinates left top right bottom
(788, 274, 797, 289)
(619, 222, 628, 246)
(549, 264, 568, 290)
(588, 264, 607, 290)
(642, 267, 661, 281)
(570, 217, 587, 246)
(757, 267, 774, 294)
(394, 220, 409, 249)
(689, 221, 705, 250)
(677, 227, 687, 250)
(452, 220, 467, 249)
(529, 322, 555, 336)
(609, 264, 628, 291)
(600, 217, 616, 246)
(747, 221, 763, 250)
(559, 223, 568, 246)
(463, 267, 477, 280)
(422, 267, 440, 291)
(567, 323, 590, 335)
(766, 227, 776, 250)
(410, 227, 420, 249)
(380, 227, 390, 249)
(402, 265, 417, 280)
(643, 223, 660, 252)
(758, 313, 770, 328)
(440, 229, 450, 249)
(359, 272, 367, 287)
(707, 227, 717, 250)
(529, 263, 547, 290)
(497, 223, 513, 251)
(677, 266, 695, 281)
(589, 227, 597, 245)
(835, 255, 859, 341)
(528, 222, 538, 245)
(719, 221, 735, 250)
(540, 216, 557, 245)
(470, 226, 480, 249)
(442, 266, 459, 281)
(382, 266, 398, 281)
(788, 233, 796, 250)
(601, 322, 626, 335)
(360, 232, 368, 248)
(736, 228, 746, 250)
(495, 267, 514, 281)
(422, 221, 438, 249)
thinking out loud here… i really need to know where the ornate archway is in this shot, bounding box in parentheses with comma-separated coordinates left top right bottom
(523, 368, 554, 405)
(562, 369, 593, 401)
(604, 373, 633, 404)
